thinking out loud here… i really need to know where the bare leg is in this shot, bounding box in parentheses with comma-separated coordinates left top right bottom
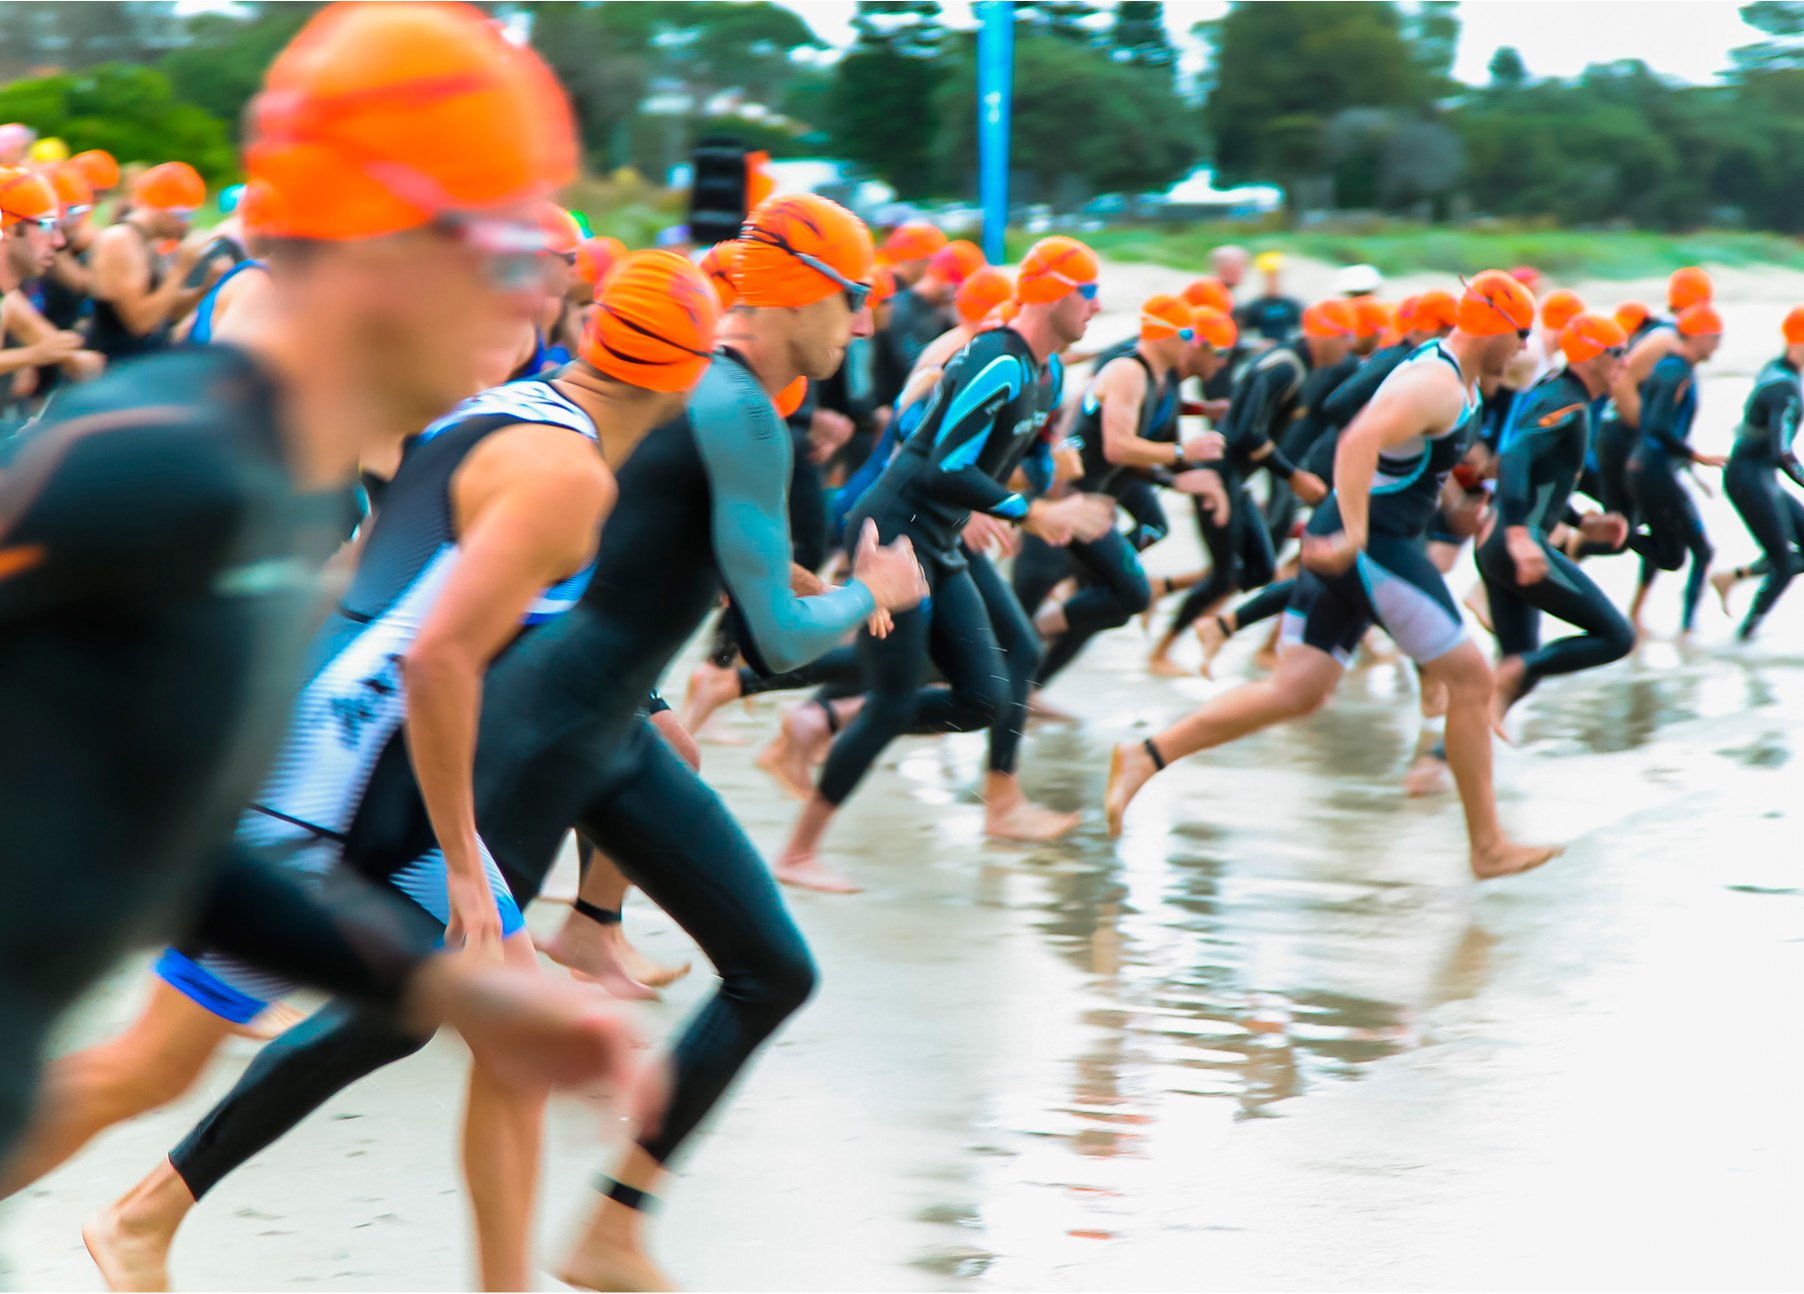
(773, 793, 862, 894)
(679, 661, 745, 737)
(1195, 612, 1233, 679)
(5, 981, 234, 1198)
(1490, 654, 1528, 736)
(1107, 645, 1343, 835)
(984, 770, 1081, 841)
(231, 1001, 306, 1042)
(1422, 641, 1561, 879)
(1627, 574, 1655, 640)
(462, 933, 547, 1291)
(557, 1144, 674, 1293)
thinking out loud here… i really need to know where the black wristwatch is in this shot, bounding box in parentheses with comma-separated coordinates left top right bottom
(1171, 444, 1188, 472)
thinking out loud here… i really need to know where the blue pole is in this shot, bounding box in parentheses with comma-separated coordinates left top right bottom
(976, 0, 1012, 265)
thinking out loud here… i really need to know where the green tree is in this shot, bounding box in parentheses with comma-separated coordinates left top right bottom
(1732, 0, 1804, 69)
(1408, 0, 1460, 97)
(935, 30, 1198, 204)
(525, 4, 648, 171)
(594, 1, 823, 107)
(1110, 1, 1174, 74)
(156, 3, 325, 136)
(1488, 45, 1527, 87)
(0, 62, 232, 181)
(0, 2, 181, 79)
(1201, 2, 1434, 192)
(1014, 1, 1102, 43)
(826, 2, 947, 197)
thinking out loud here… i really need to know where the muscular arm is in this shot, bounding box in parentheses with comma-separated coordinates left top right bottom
(1610, 330, 1676, 427)
(403, 424, 611, 940)
(90, 227, 204, 336)
(692, 395, 876, 674)
(1096, 358, 1180, 470)
(1332, 365, 1468, 548)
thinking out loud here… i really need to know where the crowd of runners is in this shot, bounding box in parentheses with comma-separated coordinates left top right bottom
(2, 3, 1801, 1291)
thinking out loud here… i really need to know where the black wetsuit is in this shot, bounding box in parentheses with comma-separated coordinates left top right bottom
(1027, 345, 1178, 684)
(1625, 351, 1712, 630)
(86, 224, 171, 363)
(1590, 320, 1677, 522)
(1284, 341, 1478, 666)
(0, 346, 432, 1158)
(1724, 355, 1804, 639)
(163, 350, 874, 1198)
(1265, 351, 1358, 541)
(883, 287, 954, 381)
(1165, 340, 1310, 638)
(1235, 294, 1303, 343)
(1476, 368, 1632, 696)
(818, 325, 1059, 806)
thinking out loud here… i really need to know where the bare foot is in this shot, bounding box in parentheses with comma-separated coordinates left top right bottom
(1490, 655, 1527, 741)
(757, 703, 830, 798)
(231, 1000, 305, 1041)
(1401, 752, 1449, 797)
(986, 799, 1082, 842)
(1033, 602, 1068, 640)
(1195, 616, 1230, 679)
(84, 1200, 172, 1292)
(1710, 568, 1737, 616)
(558, 1221, 675, 1293)
(1146, 644, 1189, 677)
(679, 662, 744, 738)
(538, 915, 674, 1001)
(1026, 691, 1076, 723)
(1470, 839, 1563, 881)
(1104, 741, 1159, 838)
(773, 851, 863, 894)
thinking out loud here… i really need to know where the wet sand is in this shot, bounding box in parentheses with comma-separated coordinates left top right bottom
(8, 264, 1804, 1291)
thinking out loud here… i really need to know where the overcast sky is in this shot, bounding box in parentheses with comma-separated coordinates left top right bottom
(787, 1, 1769, 88)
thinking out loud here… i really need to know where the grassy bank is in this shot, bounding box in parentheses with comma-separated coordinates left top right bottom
(1006, 223, 1804, 281)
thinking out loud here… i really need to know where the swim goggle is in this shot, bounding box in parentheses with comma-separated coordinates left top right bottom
(739, 223, 872, 312)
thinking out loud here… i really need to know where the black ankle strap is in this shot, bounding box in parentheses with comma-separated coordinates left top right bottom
(814, 696, 840, 734)
(598, 1176, 655, 1211)
(573, 898, 622, 926)
(1143, 737, 1166, 771)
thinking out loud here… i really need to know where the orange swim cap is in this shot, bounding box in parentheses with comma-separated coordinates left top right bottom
(71, 149, 119, 191)
(1193, 306, 1238, 351)
(1559, 312, 1627, 363)
(132, 161, 205, 212)
(1394, 295, 1420, 334)
(1783, 306, 1804, 346)
(1676, 303, 1723, 337)
(1182, 276, 1234, 314)
(884, 221, 946, 264)
(1614, 301, 1649, 335)
(573, 234, 625, 288)
(698, 239, 739, 308)
(1668, 266, 1713, 313)
(1140, 294, 1194, 342)
(736, 193, 875, 309)
(247, 1, 576, 242)
(1301, 299, 1356, 339)
(956, 266, 1013, 324)
(238, 180, 288, 236)
(579, 249, 719, 393)
(1352, 296, 1389, 338)
(869, 264, 899, 308)
(930, 238, 985, 285)
(773, 375, 808, 419)
(745, 151, 775, 214)
(1510, 265, 1541, 291)
(48, 162, 92, 213)
(1456, 270, 1536, 337)
(1413, 289, 1460, 333)
(1016, 236, 1099, 305)
(0, 168, 57, 226)
(536, 202, 582, 256)
(1540, 288, 1585, 332)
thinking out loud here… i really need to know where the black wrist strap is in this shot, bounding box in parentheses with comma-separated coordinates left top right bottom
(1144, 737, 1167, 771)
(573, 897, 622, 926)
